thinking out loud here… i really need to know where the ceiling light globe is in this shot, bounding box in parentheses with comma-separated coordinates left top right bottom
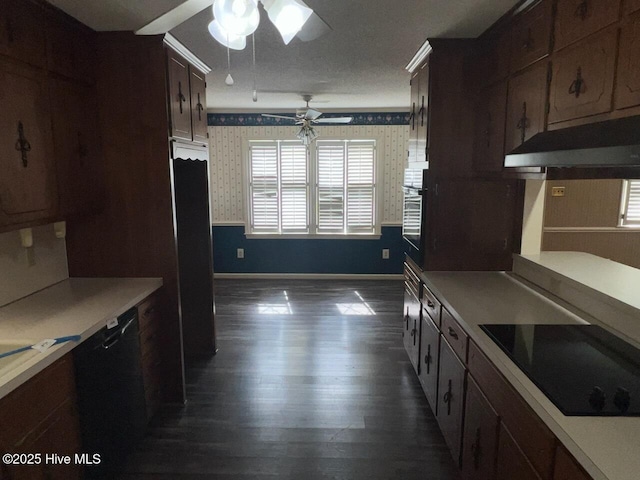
(265, 0, 313, 44)
(207, 19, 247, 50)
(213, 0, 260, 37)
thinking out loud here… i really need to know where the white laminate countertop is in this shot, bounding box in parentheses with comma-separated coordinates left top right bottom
(0, 277, 162, 400)
(420, 270, 640, 480)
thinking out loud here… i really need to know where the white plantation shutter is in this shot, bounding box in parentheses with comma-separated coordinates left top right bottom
(250, 144, 279, 232)
(622, 180, 640, 226)
(280, 144, 308, 231)
(346, 142, 375, 233)
(317, 142, 345, 232)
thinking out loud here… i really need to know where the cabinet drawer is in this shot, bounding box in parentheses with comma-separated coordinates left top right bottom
(554, 0, 621, 51)
(553, 446, 592, 480)
(468, 340, 555, 479)
(404, 262, 421, 297)
(418, 314, 440, 414)
(421, 285, 441, 326)
(510, 0, 553, 73)
(548, 27, 618, 124)
(441, 308, 468, 363)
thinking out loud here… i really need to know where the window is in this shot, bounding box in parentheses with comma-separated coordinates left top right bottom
(247, 139, 377, 236)
(620, 180, 640, 227)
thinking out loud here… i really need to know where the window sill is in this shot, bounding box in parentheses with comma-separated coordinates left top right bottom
(244, 233, 382, 240)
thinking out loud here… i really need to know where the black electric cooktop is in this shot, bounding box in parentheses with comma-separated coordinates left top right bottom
(480, 324, 640, 416)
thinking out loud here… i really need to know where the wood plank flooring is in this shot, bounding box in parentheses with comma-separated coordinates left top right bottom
(119, 279, 459, 480)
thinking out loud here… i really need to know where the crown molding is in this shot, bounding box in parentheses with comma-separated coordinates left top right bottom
(406, 40, 432, 73)
(163, 33, 212, 74)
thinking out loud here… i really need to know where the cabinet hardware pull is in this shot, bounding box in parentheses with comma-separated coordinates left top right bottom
(448, 327, 459, 340)
(516, 101, 530, 145)
(568, 67, 586, 99)
(522, 28, 534, 51)
(575, 0, 590, 20)
(410, 102, 416, 130)
(427, 300, 435, 308)
(443, 379, 453, 415)
(472, 427, 483, 470)
(420, 95, 425, 127)
(14, 121, 31, 167)
(178, 81, 187, 114)
(424, 344, 432, 374)
(196, 93, 204, 121)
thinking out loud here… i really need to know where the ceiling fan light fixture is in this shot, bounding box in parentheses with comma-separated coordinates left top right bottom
(213, 0, 260, 36)
(296, 124, 318, 145)
(207, 19, 247, 50)
(263, 0, 313, 44)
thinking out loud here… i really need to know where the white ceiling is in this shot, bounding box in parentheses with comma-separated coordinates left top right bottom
(47, 0, 519, 112)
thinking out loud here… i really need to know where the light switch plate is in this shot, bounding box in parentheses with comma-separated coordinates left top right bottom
(237, 248, 244, 259)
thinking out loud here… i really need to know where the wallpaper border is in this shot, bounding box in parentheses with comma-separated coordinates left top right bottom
(208, 112, 410, 126)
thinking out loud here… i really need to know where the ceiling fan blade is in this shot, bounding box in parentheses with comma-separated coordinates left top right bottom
(296, 10, 332, 42)
(305, 108, 323, 121)
(313, 117, 354, 124)
(135, 0, 212, 35)
(261, 114, 299, 121)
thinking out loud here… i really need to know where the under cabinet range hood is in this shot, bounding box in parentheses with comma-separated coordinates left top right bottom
(504, 116, 640, 169)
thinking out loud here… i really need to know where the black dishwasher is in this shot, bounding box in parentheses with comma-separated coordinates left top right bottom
(74, 307, 147, 478)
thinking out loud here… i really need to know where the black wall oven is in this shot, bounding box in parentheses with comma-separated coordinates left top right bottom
(402, 165, 428, 266)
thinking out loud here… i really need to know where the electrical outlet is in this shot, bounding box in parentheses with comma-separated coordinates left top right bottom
(237, 248, 244, 259)
(382, 248, 390, 259)
(551, 186, 566, 197)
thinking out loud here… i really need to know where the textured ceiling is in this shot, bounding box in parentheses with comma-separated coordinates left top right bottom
(46, 0, 519, 112)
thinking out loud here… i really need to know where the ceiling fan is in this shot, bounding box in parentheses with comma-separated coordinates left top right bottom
(136, 0, 332, 47)
(262, 95, 353, 145)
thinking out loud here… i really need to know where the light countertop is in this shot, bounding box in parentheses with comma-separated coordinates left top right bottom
(420, 269, 640, 480)
(0, 277, 162, 400)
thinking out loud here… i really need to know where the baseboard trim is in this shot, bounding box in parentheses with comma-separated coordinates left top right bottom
(213, 273, 404, 280)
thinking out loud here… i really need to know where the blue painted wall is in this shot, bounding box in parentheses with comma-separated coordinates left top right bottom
(212, 226, 404, 274)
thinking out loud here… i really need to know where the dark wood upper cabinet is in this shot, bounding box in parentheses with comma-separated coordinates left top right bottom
(505, 61, 549, 153)
(418, 313, 440, 414)
(473, 81, 507, 173)
(553, 446, 591, 480)
(625, 0, 640, 13)
(50, 78, 105, 219)
(0, 0, 46, 68)
(461, 376, 499, 480)
(554, 0, 621, 51)
(510, 0, 554, 73)
(477, 29, 511, 88)
(168, 50, 193, 141)
(548, 27, 618, 124)
(189, 66, 208, 144)
(408, 69, 420, 163)
(436, 338, 467, 465)
(615, 10, 640, 111)
(416, 61, 430, 163)
(46, 14, 96, 84)
(0, 59, 57, 227)
(496, 423, 543, 480)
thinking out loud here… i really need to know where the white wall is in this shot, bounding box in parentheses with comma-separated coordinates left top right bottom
(0, 224, 69, 307)
(208, 125, 409, 225)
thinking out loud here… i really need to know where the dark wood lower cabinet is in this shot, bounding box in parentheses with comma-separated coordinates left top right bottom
(436, 338, 467, 465)
(461, 376, 499, 480)
(496, 423, 542, 480)
(402, 285, 421, 374)
(418, 313, 440, 414)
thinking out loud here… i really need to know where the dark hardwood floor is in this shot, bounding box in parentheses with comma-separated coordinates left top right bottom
(119, 279, 459, 480)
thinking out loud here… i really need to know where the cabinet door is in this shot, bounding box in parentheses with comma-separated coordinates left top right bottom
(190, 66, 208, 144)
(45, 15, 95, 83)
(437, 338, 467, 465)
(407, 69, 420, 163)
(554, 0, 621, 51)
(553, 446, 591, 480)
(402, 287, 420, 374)
(616, 11, 640, 111)
(0, 0, 46, 67)
(505, 61, 549, 153)
(626, 0, 640, 13)
(474, 82, 507, 172)
(461, 377, 499, 480)
(549, 27, 617, 124)
(416, 61, 430, 163)
(50, 78, 105, 218)
(477, 29, 511, 88)
(510, 0, 553, 73)
(418, 314, 440, 414)
(0, 60, 57, 226)
(496, 423, 542, 480)
(168, 50, 193, 141)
